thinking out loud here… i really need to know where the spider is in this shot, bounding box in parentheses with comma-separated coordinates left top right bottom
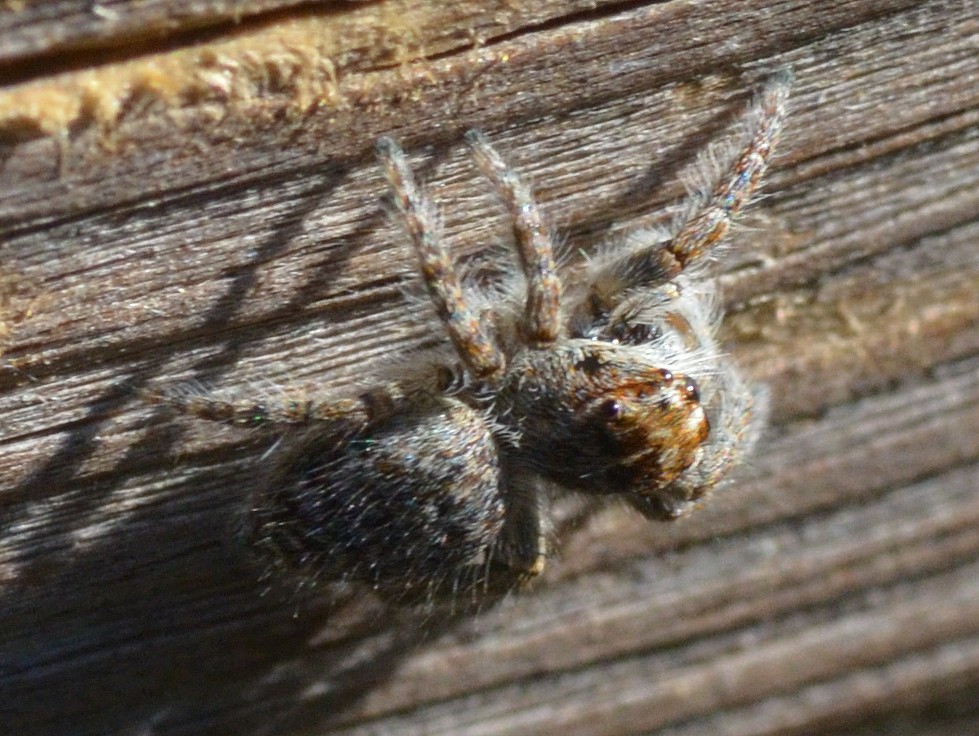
(152, 70, 791, 599)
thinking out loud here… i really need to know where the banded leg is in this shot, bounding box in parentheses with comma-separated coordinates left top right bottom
(585, 70, 792, 318)
(143, 378, 430, 438)
(466, 130, 563, 346)
(669, 70, 791, 265)
(377, 137, 505, 379)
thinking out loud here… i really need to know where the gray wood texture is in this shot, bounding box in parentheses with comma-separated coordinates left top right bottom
(1, 1, 978, 734)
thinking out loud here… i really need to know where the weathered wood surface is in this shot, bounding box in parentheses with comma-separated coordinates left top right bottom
(2, 1, 978, 734)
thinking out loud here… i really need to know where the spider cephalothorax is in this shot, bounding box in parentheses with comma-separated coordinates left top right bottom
(152, 71, 791, 597)
(498, 342, 709, 502)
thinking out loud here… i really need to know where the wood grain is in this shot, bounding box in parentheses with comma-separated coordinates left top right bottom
(1, 1, 977, 734)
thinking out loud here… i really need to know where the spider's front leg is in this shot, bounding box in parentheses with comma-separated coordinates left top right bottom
(580, 70, 792, 336)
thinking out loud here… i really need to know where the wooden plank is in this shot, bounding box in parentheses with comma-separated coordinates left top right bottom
(1, 1, 977, 734)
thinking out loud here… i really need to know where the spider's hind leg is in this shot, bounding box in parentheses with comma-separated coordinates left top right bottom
(143, 373, 444, 442)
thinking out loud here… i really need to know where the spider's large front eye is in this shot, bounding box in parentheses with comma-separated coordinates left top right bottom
(599, 398, 623, 420)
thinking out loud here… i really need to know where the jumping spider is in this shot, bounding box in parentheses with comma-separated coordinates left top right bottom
(154, 71, 790, 599)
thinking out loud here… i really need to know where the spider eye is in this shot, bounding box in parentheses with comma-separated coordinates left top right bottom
(600, 399, 622, 420)
(682, 377, 700, 403)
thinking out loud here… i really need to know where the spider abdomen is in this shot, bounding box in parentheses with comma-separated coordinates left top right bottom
(251, 399, 506, 590)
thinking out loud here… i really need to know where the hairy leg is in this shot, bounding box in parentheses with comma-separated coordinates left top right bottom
(466, 130, 563, 346)
(377, 137, 506, 379)
(582, 70, 792, 322)
(663, 69, 791, 274)
(143, 372, 442, 437)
